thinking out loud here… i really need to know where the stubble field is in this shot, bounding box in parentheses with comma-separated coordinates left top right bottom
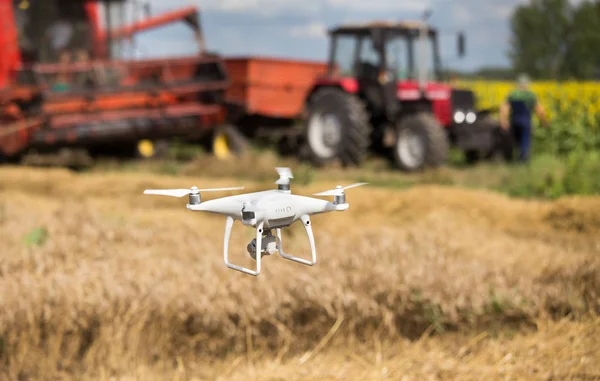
(0, 158, 599, 380)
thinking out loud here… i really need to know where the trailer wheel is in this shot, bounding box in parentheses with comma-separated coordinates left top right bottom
(211, 124, 248, 160)
(303, 87, 371, 167)
(393, 112, 449, 172)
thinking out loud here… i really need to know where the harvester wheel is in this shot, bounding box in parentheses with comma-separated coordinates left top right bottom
(211, 124, 248, 160)
(136, 139, 169, 159)
(393, 112, 449, 172)
(303, 87, 371, 167)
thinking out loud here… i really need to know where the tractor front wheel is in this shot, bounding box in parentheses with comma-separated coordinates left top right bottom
(302, 88, 371, 167)
(393, 112, 449, 172)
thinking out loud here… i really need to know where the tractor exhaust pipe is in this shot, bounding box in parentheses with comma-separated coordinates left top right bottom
(417, 9, 433, 92)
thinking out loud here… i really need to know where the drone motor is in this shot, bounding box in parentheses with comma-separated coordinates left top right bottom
(275, 167, 293, 191)
(189, 187, 201, 205)
(313, 183, 367, 205)
(334, 192, 345, 205)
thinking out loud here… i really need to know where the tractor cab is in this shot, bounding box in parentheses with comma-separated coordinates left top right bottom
(324, 20, 472, 127)
(328, 21, 444, 83)
(303, 20, 497, 172)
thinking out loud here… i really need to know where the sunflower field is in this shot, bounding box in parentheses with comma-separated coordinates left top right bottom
(459, 81, 600, 156)
(455, 80, 600, 197)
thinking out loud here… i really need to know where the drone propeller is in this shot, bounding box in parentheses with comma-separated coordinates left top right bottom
(313, 182, 368, 197)
(143, 186, 244, 198)
(275, 167, 294, 185)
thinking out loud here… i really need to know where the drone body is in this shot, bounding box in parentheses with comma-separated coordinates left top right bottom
(143, 167, 366, 276)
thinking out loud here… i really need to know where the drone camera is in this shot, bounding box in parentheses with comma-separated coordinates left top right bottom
(247, 231, 277, 260)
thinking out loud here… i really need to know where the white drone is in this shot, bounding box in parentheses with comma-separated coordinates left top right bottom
(143, 167, 367, 276)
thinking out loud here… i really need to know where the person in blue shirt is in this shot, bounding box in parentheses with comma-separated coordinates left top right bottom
(499, 74, 548, 163)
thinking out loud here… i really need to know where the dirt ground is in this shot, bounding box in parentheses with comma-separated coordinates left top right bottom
(0, 164, 599, 380)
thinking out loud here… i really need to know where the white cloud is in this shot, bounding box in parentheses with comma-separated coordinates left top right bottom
(451, 5, 472, 23)
(147, 0, 429, 15)
(147, 0, 320, 15)
(326, 0, 429, 12)
(289, 22, 327, 38)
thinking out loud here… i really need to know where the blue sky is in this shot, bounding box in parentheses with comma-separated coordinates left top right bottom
(104, 0, 534, 71)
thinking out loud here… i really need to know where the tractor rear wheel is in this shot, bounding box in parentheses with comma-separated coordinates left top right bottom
(393, 112, 449, 172)
(302, 88, 371, 167)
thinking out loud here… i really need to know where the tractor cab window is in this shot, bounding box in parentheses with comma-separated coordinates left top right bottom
(330, 34, 356, 77)
(417, 34, 438, 82)
(385, 31, 439, 82)
(357, 35, 381, 80)
(385, 36, 410, 80)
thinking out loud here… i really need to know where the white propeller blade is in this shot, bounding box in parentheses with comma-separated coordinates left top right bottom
(144, 189, 193, 197)
(341, 182, 368, 190)
(275, 167, 294, 185)
(276, 167, 293, 178)
(198, 187, 245, 192)
(313, 182, 368, 196)
(144, 186, 244, 197)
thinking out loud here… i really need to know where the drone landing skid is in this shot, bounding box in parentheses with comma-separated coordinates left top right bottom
(223, 215, 317, 276)
(276, 214, 316, 267)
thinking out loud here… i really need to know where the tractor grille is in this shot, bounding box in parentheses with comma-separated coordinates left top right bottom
(450, 89, 475, 111)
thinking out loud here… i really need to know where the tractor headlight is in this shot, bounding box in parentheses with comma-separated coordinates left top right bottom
(453, 111, 465, 124)
(465, 111, 477, 124)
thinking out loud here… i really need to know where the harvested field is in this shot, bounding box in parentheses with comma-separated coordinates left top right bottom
(0, 165, 599, 380)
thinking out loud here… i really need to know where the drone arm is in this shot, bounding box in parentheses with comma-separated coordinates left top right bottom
(223, 216, 262, 276)
(276, 214, 316, 266)
(188, 197, 244, 219)
(295, 196, 349, 218)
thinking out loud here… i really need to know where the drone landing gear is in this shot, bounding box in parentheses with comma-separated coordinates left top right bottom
(276, 214, 316, 266)
(223, 215, 317, 276)
(224, 217, 265, 276)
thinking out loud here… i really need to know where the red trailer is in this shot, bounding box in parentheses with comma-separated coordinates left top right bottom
(224, 56, 328, 119)
(0, 0, 233, 164)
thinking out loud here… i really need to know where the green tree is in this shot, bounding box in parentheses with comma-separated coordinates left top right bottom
(508, 0, 600, 80)
(565, 0, 600, 79)
(508, 0, 575, 79)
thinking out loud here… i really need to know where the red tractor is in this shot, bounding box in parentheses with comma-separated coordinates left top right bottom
(297, 21, 504, 171)
(0, 0, 235, 164)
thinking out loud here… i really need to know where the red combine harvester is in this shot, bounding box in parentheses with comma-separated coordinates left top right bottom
(0, 0, 232, 164)
(223, 20, 506, 171)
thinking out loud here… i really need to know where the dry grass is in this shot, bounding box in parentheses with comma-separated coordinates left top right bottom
(0, 165, 599, 380)
(73, 318, 600, 381)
